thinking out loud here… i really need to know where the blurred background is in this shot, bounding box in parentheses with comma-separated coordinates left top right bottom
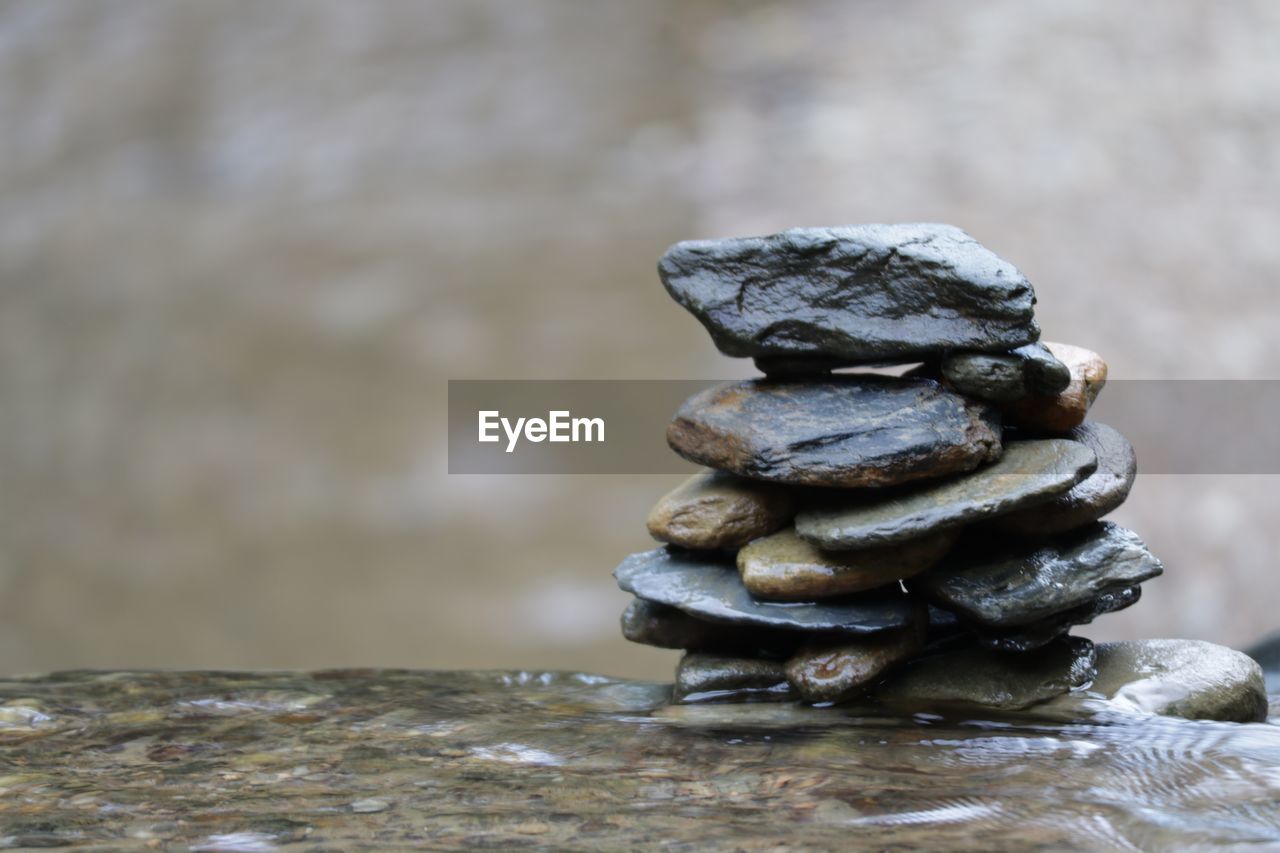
(2, 0, 1279, 679)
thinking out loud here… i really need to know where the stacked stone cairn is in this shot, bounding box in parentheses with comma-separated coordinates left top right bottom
(613, 223, 1266, 720)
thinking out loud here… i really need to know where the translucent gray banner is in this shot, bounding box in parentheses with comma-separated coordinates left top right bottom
(447, 380, 1280, 475)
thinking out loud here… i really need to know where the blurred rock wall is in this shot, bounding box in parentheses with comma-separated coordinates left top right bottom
(1, 0, 1278, 678)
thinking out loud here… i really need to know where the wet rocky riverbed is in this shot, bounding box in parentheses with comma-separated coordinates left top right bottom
(0, 670, 1278, 849)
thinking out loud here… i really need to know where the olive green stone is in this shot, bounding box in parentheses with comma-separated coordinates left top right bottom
(1042, 640, 1268, 723)
(673, 652, 793, 703)
(795, 439, 1096, 550)
(646, 469, 794, 550)
(738, 527, 956, 601)
(667, 376, 1002, 489)
(994, 422, 1136, 535)
(877, 636, 1097, 711)
(786, 623, 925, 703)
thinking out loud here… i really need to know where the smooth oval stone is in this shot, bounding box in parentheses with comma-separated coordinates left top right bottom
(667, 376, 1002, 489)
(614, 547, 916, 634)
(646, 469, 795, 550)
(786, 623, 925, 703)
(876, 636, 1096, 711)
(975, 586, 1142, 653)
(993, 423, 1137, 536)
(1042, 640, 1268, 723)
(914, 522, 1163, 629)
(796, 439, 1096, 550)
(737, 527, 956, 601)
(1002, 342, 1107, 433)
(673, 653, 793, 703)
(620, 599, 802, 657)
(941, 342, 1071, 402)
(658, 223, 1040, 364)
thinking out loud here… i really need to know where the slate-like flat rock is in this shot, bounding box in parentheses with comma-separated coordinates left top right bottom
(1002, 342, 1108, 433)
(1041, 640, 1268, 723)
(738, 527, 956, 601)
(614, 547, 916, 633)
(673, 653, 794, 703)
(915, 522, 1163, 629)
(877, 636, 1097, 711)
(796, 439, 1096, 550)
(646, 469, 795, 550)
(994, 423, 1137, 536)
(667, 376, 1002, 489)
(658, 223, 1040, 364)
(941, 342, 1071, 402)
(620, 598, 802, 657)
(786, 623, 924, 703)
(976, 586, 1142, 653)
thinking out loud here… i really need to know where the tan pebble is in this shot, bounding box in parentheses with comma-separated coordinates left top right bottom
(1002, 341, 1107, 433)
(646, 469, 794, 549)
(738, 528, 955, 601)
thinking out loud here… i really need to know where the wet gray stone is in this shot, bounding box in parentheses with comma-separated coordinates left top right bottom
(877, 636, 1097, 711)
(915, 522, 1163, 629)
(646, 469, 795, 550)
(1043, 640, 1268, 723)
(667, 376, 1002, 489)
(1001, 342, 1108, 433)
(786, 624, 925, 703)
(614, 547, 916, 634)
(673, 653, 794, 703)
(941, 343, 1071, 402)
(976, 586, 1142, 653)
(620, 598, 802, 657)
(796, 439, 1096, 549)
(994, 423, 1137, 536)
(658, 223, 1039, 364)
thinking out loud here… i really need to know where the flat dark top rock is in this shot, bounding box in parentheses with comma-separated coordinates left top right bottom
(0, 669, 1276, 849)
(796, 438, 1096, 549)
(615, 547, 915, 633)
(659, 223, 1040, 364)
(915, 521, 1164, 628)
(668, 376, 1002, 488)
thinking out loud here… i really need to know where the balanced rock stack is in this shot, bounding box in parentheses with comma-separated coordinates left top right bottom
(615, 224, 1268, 722)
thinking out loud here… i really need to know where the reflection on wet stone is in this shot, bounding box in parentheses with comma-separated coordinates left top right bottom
(0, 669, 1275, 847)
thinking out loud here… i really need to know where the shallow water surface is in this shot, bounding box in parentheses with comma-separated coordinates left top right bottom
(0, 670, 1276, 849)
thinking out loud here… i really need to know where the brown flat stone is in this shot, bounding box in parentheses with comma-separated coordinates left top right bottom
(667, 376, 1002, 488)
(1001, 342, 1107, 433)
(786, 622, 925, 703)
(646, 469, 795, 549)
(738, 527, 956, 601)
